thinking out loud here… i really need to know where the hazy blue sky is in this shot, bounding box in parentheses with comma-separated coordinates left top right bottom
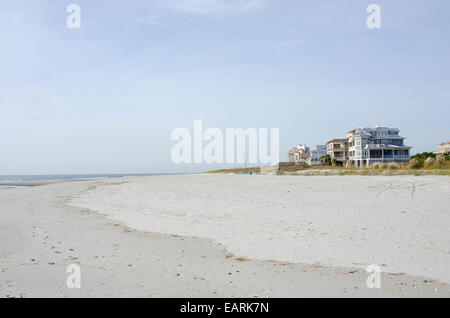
(1, 0, 449, 174)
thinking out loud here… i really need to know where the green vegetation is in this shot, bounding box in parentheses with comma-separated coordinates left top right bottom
(206, 152, 450, 176)
(207, 167, 262, 174)
(320, 154, 332, 166)
(411, 152, 436, 162)
(206, 165, 450, 176)
(408, 152, 450, 169)
(331, 158, 337, 166)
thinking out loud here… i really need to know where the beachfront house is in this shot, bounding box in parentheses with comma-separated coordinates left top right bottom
(307, 145, 327, 165)
(347, 126, 411, 167)
(434, 141, 450, 155)
(287, 144, 311, 163)
(326, 139, 348, 166)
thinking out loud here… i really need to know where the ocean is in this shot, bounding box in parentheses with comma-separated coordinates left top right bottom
(0, 174, 170, 189)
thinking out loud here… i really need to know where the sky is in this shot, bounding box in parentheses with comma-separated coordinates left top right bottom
(0, 0, 449, 174)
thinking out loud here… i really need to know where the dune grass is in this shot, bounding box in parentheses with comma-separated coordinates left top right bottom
(206, 157, 450, 176)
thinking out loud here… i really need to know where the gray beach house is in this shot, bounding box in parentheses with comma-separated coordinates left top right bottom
(347, 126, 411, 167)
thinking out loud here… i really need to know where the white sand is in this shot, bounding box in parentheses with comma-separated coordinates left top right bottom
(1, 174, 449, 297)
(70, 174, 450, 284)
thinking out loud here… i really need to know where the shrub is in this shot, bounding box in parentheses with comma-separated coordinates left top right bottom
(320, 154, 332, 166)
(411, 152, 436, 162)
(387, 162, 399, 170)
(437, 154, 446, 165)
(408, 158, 423, 169)
(371, 163, 380, 169)
(424, 157, 436, 167)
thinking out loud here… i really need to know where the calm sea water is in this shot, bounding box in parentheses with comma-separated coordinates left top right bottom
(0, 174, 171, 189)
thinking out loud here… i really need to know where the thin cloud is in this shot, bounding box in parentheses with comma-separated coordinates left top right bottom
(274, 39, 303, 57)
(136, 15, 164, 26)
(160, 0, 267, 15)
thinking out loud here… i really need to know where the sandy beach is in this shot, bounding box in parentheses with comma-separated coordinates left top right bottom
(1, 174, 449, 297)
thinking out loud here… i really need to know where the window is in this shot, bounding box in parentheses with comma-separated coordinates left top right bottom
(372, 150, 383, 158)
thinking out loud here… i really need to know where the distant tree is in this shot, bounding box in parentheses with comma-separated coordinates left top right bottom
(411, 152, 436, 163)
(321, 154, 332, 166)
(331, 158, 337, 167)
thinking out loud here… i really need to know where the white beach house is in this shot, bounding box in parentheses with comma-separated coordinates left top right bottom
(347, 126, 411, 167)
(434, 141, 450, 155)
(326, 139, 349, 166)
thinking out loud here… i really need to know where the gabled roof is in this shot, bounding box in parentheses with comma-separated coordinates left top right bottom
(327, 138, 348, 144)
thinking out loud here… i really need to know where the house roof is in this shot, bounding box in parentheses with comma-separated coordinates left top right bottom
(439, 141, 450, 146)
(349, 126, 399, 132)
(365, 144, 412, 150)
(327, 138, 348, 144)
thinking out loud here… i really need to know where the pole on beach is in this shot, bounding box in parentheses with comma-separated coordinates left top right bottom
(241, 147, 250, 174)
